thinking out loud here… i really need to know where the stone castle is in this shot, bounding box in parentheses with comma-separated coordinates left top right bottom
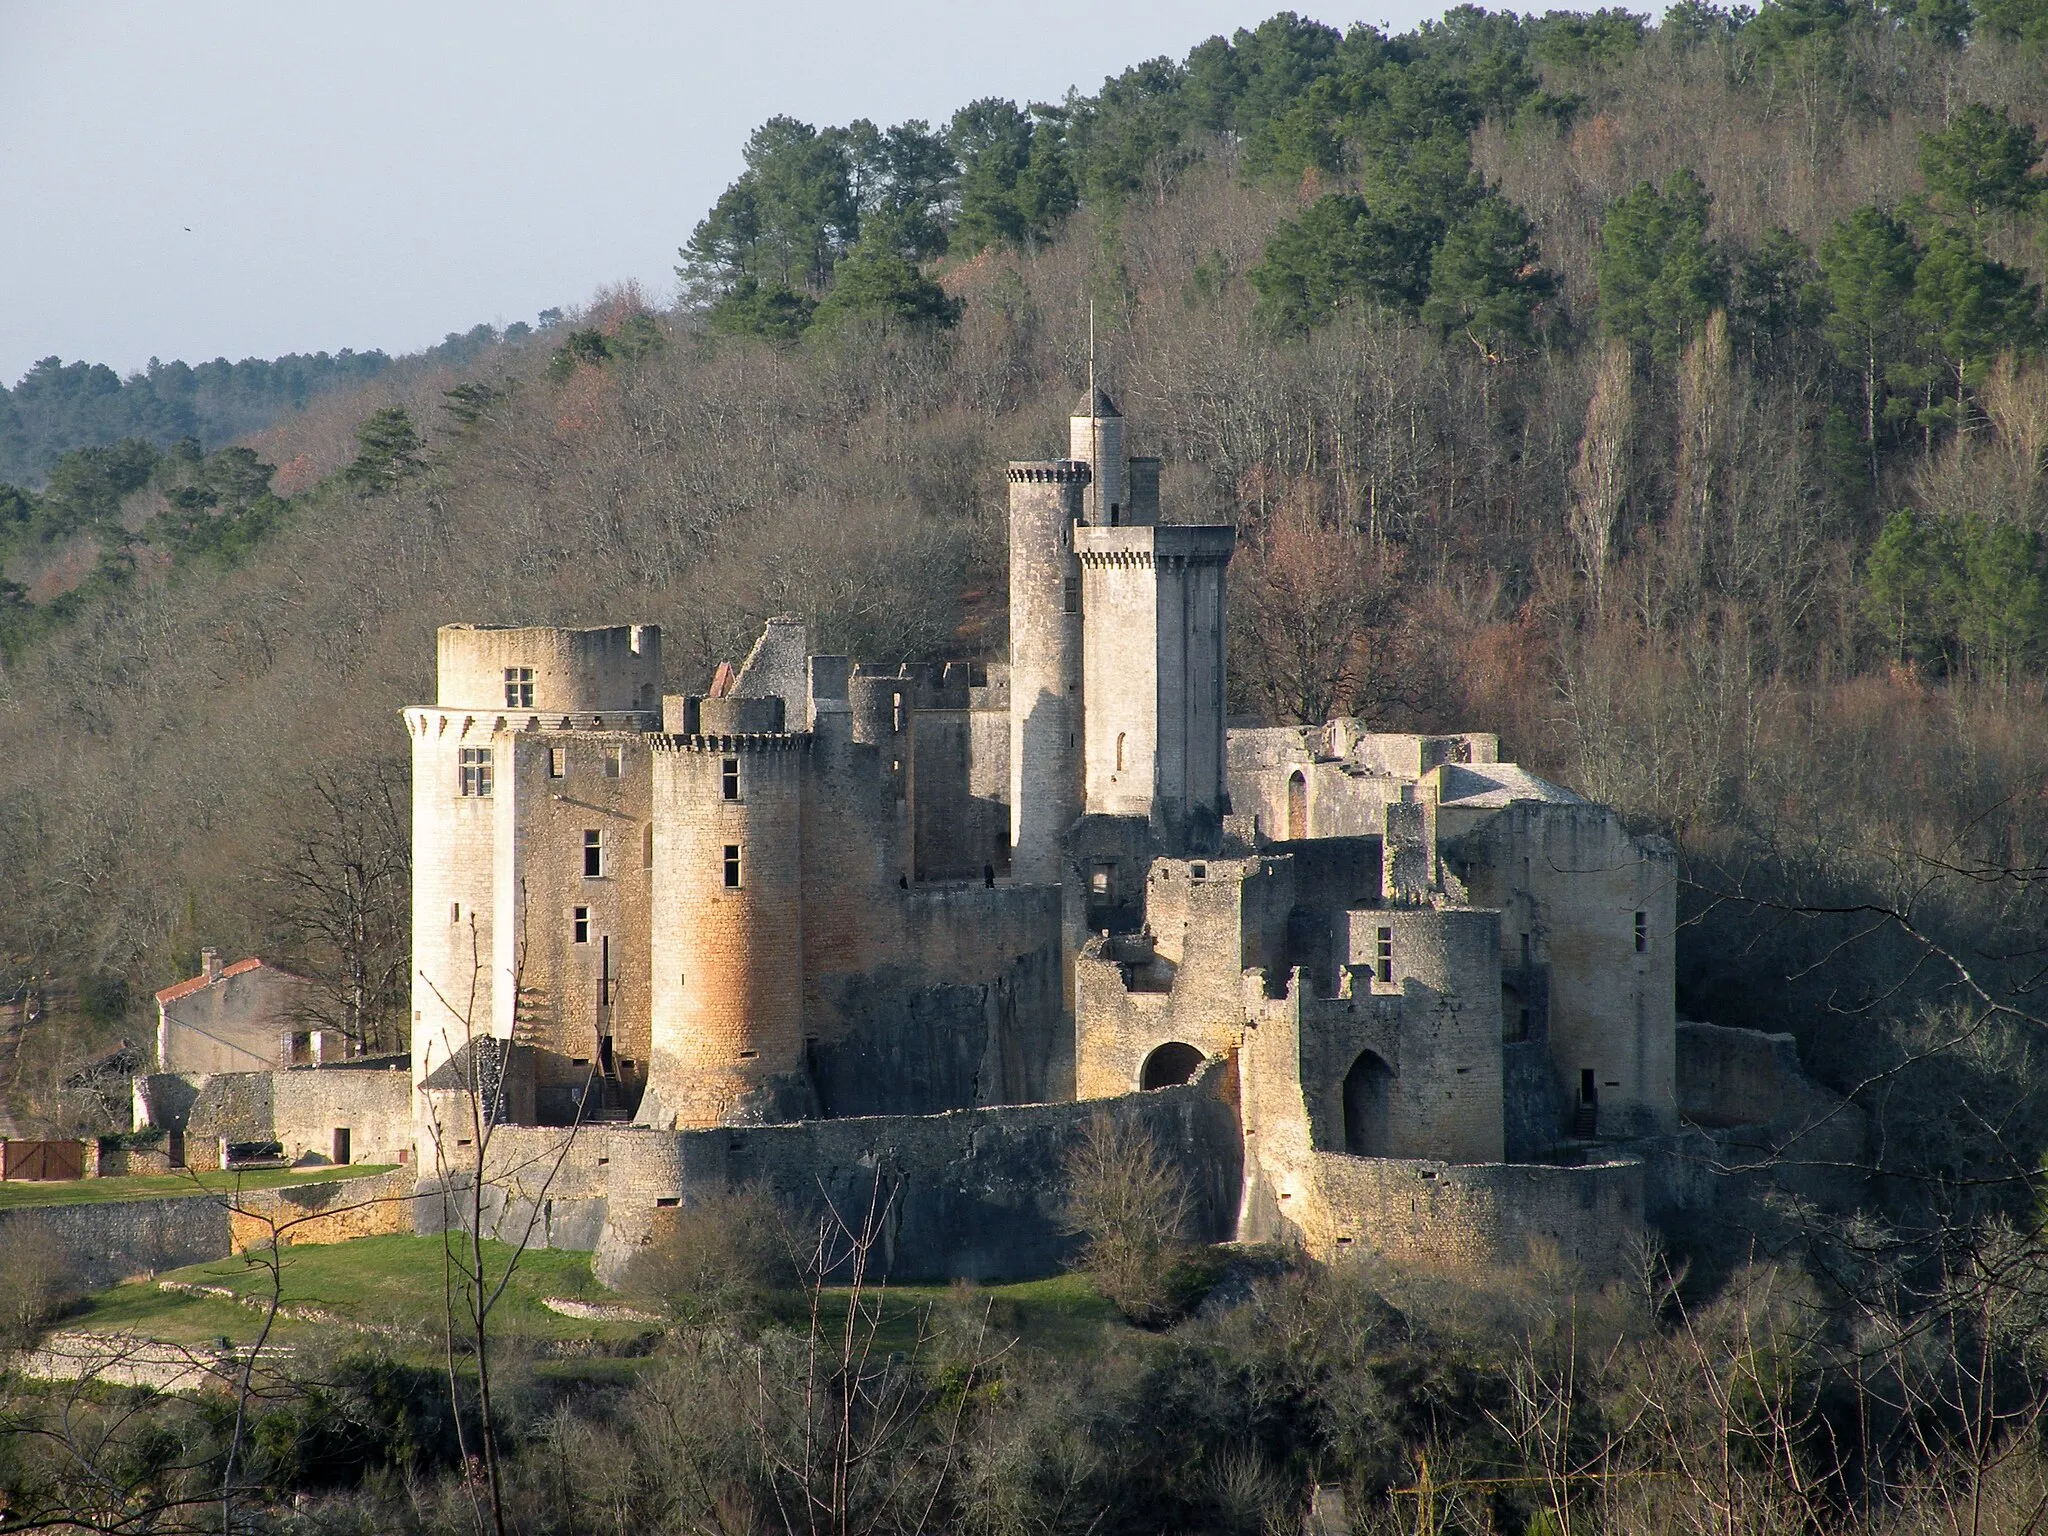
(131, 392, 1859, 1282)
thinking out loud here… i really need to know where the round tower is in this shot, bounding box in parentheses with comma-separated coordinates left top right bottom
(1008, 460, 1089, 885)
(640, 724, 809, 1128)
(1069, 389, 1126, 524)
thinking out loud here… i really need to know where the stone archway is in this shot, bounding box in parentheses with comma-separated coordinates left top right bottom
(1286, 770, 1307, 840)
(1140, 1041, 1205, 1090)
(1343, 1050, 1394, 1155)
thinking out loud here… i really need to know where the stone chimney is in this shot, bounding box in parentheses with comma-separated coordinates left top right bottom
(201, 947, 223, 984)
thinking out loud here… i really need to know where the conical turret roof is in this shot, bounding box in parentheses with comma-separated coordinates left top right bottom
(1072, 387, 1121, 419)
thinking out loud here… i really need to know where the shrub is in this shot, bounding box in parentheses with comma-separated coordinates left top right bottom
(1061, 1114, 1197, 1327)
(619, 1184, 795, 1325)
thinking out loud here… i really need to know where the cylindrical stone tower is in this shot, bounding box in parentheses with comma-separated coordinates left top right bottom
(1008, 460, 1089, 885)
(640, 718, 809, 1128)
(1069, 390, 1126, 524)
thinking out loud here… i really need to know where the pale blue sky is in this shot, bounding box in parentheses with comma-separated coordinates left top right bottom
(0, 1, 1460, 384)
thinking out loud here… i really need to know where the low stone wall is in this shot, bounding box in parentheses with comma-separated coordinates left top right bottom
(18, 1331, 272, 1393)
(0, 1198, 233, 1290)
(1277, 1153, 1647, 1278)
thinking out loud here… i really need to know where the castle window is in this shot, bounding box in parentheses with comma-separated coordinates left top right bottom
(1375, 927, 1393, 984)
(643, 823, 654, 869)
(603, 745, 622, 778)
(891, 692, 904, 732)
(573, 907, 589, 944)
(504, 668, 533, 708)
(1062, 576, 1081, 615)
(548, 746, 566, 778)
(450, 902, 460, 924)
(1116, 732, 1125, 772)
(721, 757, 740, 801)
(1634, 911, 1648, 953)
(583, 830, 603, 878)
(459, 747, 493, 797)
(1189, 862, 1207, 881)
(724, 844, 742, 888)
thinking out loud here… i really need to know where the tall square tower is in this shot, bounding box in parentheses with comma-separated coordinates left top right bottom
(1074, 524, 1234, 843)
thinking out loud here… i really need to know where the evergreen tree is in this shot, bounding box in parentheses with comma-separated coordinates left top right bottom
(343, 408, 425, 495)
(808, 237, 961, 335)
(950, 99, 1036, 254)
(1594, 170, 1729, 363)
(1907, 226, 2039, 427)
(1819, 206, 1920, 473)
(1732, 226, 1825, 375)
(1421, 191, 1553, 353)
(1250, 194, 1393, 335)
(841, 118, 956, 261)
(707, 278, 817, 342)
(1918, 104, 2046, 224)
(1864, 506, 1953, 662)
(678, 117, 857, 299)
(1976, 0, 2048, 51)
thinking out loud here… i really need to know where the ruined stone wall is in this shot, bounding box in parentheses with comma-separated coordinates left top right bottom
(847, 671, 914, 872)
(229, 1167, 418, 1249)
(1238, 975, 1640, 1275)
(909, 706, 1009, 882)
(498, 730, 653, 1118)
(1678, 1021, 1839, 1129)
(1330, 907, 1505, 1161)
(1447, 804, 1678, 1140)
(1284, 1154, 1646, 1276)
(801, 714, 906, 995)
(436, 623, 661, 713)
(591, 1068, 1243, 1285)
(810, 884, 1063, 1113)
(1075, 853, 1290, 1098)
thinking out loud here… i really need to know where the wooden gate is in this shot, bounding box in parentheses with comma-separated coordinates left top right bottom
(2, 1139, 85, 1181)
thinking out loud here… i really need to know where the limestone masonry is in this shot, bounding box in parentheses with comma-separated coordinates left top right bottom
(130, 390, 1852, 1282)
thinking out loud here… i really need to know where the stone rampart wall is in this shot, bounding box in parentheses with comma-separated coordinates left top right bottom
(1275, 1153, 1647, 1276)
(590, 1069, 1242, 1285)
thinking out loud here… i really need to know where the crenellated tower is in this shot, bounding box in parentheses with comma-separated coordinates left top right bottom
(1006, 460, 1089, 884)
(639, 695, 811, 1129)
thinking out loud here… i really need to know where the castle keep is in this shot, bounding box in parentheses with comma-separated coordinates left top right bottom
(134, 392, 1851, 1281)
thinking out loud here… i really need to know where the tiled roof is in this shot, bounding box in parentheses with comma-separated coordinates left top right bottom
(154, 956, 271, 1006)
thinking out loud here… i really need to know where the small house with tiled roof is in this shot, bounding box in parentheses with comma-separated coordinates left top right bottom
(155, 948, 329, 1073)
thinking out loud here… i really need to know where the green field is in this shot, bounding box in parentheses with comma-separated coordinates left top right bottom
(0, 1163, 396, 1210)
(61, 1232, 1122, 1360)
(67, 1233, 640, 1349)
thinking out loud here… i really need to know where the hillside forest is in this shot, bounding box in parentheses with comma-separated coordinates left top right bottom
(7, 0, 2048, 1528)
(6, 0, 2048, 1167)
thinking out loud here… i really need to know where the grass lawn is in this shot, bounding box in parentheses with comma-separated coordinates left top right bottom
(66, 1233, 647, 1350)
(0, 1163, 395, 1211)
(779, 1271, 1122, 1356)
(63, 1231, 1124, 1362)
